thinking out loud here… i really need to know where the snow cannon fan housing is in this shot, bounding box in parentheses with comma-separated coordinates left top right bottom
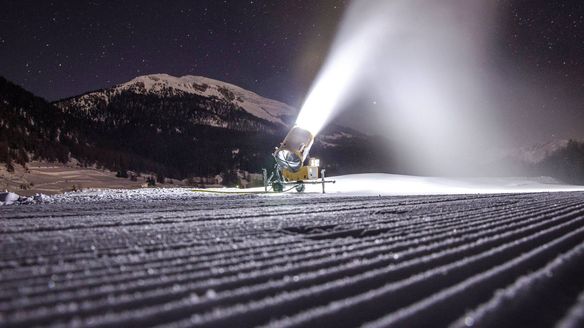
(274, 126, 315, 177)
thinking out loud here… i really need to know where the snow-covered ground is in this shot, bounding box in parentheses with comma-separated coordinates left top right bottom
(212, 173, 584, 196)
(312, 173, 584, 195)
(3, 173, 583, 206)
(1, 188, 583, 327)
(0, 160, 150, 197)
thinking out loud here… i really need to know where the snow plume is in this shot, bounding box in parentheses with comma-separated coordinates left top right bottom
(296, 0, 509, 176)
(295, 0, 386, 136)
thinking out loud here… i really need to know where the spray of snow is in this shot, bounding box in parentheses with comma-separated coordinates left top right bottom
(295, 1, 385, 136)
(295, 0, 510, 175)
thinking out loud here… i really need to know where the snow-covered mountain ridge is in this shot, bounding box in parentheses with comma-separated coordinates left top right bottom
(509, 139, 583, 164)
(57, 73, 297, 126)
(54, 73, 366, 147)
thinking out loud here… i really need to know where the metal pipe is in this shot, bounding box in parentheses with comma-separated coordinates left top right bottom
(262, 169, 267, 192)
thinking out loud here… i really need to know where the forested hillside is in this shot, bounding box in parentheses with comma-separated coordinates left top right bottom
(0, 76, 387, 181)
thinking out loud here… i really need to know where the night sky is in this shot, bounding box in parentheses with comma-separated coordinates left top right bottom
(495, 0, 584, 142)
(501, 0, 584, 83)
(0, 0, 583, 142)
(0, 0, 348, 105)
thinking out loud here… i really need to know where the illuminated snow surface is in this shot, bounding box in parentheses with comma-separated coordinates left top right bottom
(317, 174, 584, 195)
(2, 176, 584, 327)
(203, 174, 584, 196)
(26, 173, 584, 203)
(34, 174, 584, 204)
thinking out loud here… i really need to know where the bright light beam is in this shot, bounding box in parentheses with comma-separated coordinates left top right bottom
(294, 0, 510, 177)
(295, 39, 364, 135)
(295, 2, 385, 136)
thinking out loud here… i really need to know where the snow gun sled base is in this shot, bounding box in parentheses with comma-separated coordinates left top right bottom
(192, 126, 335, 194)
(264, 125, 335, 193)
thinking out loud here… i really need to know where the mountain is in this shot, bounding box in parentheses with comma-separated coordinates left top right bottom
(533, 140, 584, 185)
(498, 139, 584, 185)
(509, 139, 575, 165)
(56, 74, 297, 132)
(1, 74, 387, 182)
(0, 76, 90, 169)
(2, 74, 582, 185)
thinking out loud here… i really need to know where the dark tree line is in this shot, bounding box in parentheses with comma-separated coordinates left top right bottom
(0, 76, 290, 179)
(0, 76, 85, 171)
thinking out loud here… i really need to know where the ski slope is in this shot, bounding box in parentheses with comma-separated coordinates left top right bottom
(318, 174, 584, 195)
(212, 173, 584, 196)
(1, 188, 584, 327)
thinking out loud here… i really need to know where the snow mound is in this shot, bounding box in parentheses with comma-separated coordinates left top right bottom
(0, 192, 20, 206)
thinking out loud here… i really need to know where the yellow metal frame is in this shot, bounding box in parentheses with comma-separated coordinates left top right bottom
(282, 166, 309, 181)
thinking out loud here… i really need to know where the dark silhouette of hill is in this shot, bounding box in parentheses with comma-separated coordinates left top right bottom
(0, 75, 388, 181)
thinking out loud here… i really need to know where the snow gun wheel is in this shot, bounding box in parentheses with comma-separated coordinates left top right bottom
(295, 184, 305, 193)
(272, 181, 284, 193)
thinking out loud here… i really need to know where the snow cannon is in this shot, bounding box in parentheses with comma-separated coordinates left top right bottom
(263, 126, 335, 193)
(274, 126, 314, 172)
